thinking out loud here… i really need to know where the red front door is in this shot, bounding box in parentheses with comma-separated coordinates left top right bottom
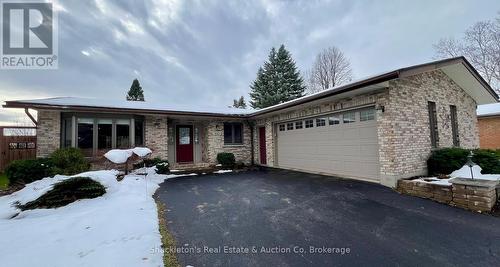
(176, 125, 194, 163)
(259, 127, 267, 165)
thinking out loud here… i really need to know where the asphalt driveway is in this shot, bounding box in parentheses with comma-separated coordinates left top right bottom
(155, 169, 500, 266)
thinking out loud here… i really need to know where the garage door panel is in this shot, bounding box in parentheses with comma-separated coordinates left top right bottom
(277, 108, 380, 181)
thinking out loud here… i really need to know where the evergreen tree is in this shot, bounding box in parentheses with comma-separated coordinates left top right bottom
(232, 96, 247, 109)
(126, 79, 145, 101)
(250, 45, 305, 109)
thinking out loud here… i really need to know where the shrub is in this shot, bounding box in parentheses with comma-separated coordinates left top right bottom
(234, 161, 246, 169)
(18, 177, 106, 210)
(5, 158, 53, 184)
(217, 152, 235, 168)
(50, 148, 90, 175)
(427, 148, 469, 176)
(427, 148, 500, 175)
(133, 157, 164, 169)
(155, 161, 170, 174)
(472, 149, 500, 174)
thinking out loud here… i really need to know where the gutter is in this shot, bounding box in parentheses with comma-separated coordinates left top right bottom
(24, 108, 37, 125)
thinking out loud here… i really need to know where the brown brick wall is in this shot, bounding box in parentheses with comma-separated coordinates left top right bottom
(204, 120, 252, 165)
(144, 115, 168, 159)
(36, 110, 61, 158)
(478, 116, 500, 149)
(379, 69, 479, 186)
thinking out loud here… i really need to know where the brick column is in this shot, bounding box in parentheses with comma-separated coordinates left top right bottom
(144, 115, 168, 159)
(36, 110, 61, 158)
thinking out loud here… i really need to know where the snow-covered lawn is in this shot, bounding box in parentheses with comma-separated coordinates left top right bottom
(0, 168, 196, 267)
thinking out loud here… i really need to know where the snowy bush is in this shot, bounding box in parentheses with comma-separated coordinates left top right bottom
(17, 177, 106, 210)
(133, 157, 164, 169)
(155, 161, 170, 174)
(217, 152, 235, 168)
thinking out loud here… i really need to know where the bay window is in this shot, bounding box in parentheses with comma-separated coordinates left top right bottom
(77, 118, 94, 157)
(97, 119, 112, 153)
(116, 119, 130, 149)
(62, 114, 144, 157)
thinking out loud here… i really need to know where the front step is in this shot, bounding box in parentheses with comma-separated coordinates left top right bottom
(171, 162, 211, 170)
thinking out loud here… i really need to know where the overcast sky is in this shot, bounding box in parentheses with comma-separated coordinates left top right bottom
(1, 0, 499, 125)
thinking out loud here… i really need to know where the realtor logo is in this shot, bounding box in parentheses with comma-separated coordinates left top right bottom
(1, 0, 58, 69)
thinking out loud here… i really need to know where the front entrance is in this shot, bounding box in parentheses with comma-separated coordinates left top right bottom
(259, 126, 267, 165)
(176, 125, 194, 163)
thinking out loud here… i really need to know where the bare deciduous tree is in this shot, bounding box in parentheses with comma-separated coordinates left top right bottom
(434, 14, 500, 94)
(307, 46, 353, 94)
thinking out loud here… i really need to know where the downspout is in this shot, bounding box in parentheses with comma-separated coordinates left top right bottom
(25, 108, 37, 126)
(246, 120, 255, 166)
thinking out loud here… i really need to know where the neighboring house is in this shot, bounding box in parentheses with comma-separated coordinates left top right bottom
(477, 103, 500, 149)
(3, 57, 498, 187)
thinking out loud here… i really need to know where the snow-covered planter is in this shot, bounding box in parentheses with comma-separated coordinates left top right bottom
(398, 164, 500, 212)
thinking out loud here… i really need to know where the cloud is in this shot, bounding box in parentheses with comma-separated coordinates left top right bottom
(0, 0, 499, 125)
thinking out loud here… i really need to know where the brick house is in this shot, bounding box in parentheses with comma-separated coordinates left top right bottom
(477, 103, 500, 149)
(3, 57, 498, 187)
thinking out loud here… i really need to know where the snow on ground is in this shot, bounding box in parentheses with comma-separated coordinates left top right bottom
(0, 168, 194, 267)
(450, 165, 500, 181)
(412, 177, 452, 186)
(413, 164, 500, 186)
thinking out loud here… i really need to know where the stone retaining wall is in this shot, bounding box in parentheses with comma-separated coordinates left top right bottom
(450, 178, 498, 212)
(397, 180, 453, 204)
(397, 179, 499, 212)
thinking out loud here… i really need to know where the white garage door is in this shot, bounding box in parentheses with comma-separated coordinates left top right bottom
(276, 108, 380, 182)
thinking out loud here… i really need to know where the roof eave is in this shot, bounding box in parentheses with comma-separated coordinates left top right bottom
(2, 102, 250, 118)
(248, 71, 399, 117)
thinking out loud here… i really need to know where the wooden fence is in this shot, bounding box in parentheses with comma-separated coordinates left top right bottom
(0, 126, 37, 172)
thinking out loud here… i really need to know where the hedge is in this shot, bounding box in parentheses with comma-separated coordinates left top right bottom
(427, 148, 500, 175)
(5, 148, 90, 185)
(50, 147, 90, 175)
(5, 158, 53, 184)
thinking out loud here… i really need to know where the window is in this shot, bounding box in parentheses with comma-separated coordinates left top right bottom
(62, 117, 72, 148)
(360, 109, 375, 121)
(328, 115, 340, 125)
(450, 105, 459, 147)
(295, 121, 303, 129)
(279, 124, 286, 131)
(343, 112, 356, 123)
(179, 127, 191, 145)
(316, 118, 326, 127)
(305, 119, 314, 128)
(135, 120, 144, 146)
(97, 119, 112, 150)
(428, 101, 439, 148)
(287, 122, 294, 130)
(116, 119, 130, 149)
(77, 118, 94, 157)
(224, 123, 243, 144)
